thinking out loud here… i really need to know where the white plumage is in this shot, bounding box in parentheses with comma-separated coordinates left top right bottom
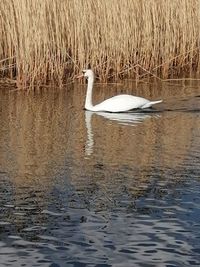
(81, 69, 162, 112)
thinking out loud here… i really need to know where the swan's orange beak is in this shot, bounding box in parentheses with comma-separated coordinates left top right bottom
(76, 74, 84, 79)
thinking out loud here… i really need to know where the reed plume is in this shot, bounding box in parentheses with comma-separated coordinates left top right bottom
(0, 0, 199, 87)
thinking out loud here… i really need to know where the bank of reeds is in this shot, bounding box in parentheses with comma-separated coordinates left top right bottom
(0, 0, 200, 87)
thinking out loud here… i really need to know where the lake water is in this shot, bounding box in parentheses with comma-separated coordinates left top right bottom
(0, 79, 200, 267)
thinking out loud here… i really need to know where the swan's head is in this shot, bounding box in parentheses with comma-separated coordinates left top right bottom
(82, 69, 94, 79)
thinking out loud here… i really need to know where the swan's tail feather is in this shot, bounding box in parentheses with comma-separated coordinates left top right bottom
(141, 100, 163, 109)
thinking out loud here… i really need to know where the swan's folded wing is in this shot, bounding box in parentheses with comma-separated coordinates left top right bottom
(93, 95, 149, 112)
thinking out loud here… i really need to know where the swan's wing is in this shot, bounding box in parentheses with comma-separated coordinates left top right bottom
(93, 95, 149, 112)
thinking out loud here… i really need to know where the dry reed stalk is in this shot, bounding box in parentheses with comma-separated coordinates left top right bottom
(0, 0, 199, 88)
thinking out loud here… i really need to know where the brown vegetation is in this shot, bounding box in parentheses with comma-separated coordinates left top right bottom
(0, 0, 199, 87)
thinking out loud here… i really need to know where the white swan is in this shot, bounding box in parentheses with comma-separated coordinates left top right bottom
(80, 69, 163, 112)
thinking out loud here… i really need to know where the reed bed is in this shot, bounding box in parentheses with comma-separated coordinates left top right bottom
(0, 0, 200, 87)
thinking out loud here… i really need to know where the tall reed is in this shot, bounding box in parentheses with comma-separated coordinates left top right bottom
(0, 0, 199, 87)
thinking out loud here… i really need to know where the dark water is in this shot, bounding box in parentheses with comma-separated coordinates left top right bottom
(0, 80, 200, 267)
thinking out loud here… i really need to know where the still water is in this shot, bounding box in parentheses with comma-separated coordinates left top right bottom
(0, 80, 200, 267)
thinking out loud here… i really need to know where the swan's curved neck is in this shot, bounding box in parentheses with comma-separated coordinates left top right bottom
(85, 76, 94, 110)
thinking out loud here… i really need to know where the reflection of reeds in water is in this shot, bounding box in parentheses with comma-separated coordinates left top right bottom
(0, 85, 198, 204)
(5, 91, 72, 186)
(0, 0, 200, 86)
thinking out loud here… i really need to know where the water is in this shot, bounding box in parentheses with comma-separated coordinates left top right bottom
(0, 80, 200, 267)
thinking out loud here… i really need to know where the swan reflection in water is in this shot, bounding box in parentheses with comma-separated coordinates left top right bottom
(84, 110, 160, 156)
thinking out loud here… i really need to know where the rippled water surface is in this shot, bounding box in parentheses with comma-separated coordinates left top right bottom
(0, 80, 200, 266)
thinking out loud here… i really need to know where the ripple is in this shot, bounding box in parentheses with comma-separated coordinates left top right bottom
(22, 226, 47, 232)
(0, 221, 11, 226)
(41, 210, 63, 216)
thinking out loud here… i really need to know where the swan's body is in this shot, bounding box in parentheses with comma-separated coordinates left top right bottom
(81, 69, 162, 112)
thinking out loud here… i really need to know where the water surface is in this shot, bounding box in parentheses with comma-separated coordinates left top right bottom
(0, 80, 200, 266)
